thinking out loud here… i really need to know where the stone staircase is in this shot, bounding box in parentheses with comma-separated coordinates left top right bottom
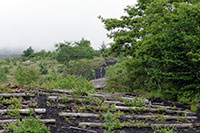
(0, 86, 199, 133)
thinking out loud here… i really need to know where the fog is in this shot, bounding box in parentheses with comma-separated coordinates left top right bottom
(0, 0, 137, 52)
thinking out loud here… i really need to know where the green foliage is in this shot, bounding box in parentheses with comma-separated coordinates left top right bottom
(2, 97, 23, 117)
(66, 58, 105, 80)
(105, 59, 131, 92)
(190, 105, 198, 112)
(55, 38, 98, 64)
(154, 126, 176, 133)
(0, 69, 7, 82)
(22, 46, 35, 60)
(60, 96, 69, 103)
(100, 0, 200, 103)
(104, 111, 114, 132)
(41, 75, 94, 95)
(15, 66, 39, 86)
(2, 118, 50, 133)
(99, 42, 108, 55)
(2, 97, 22, 107)
(104, 111, 126, 132)
(123, 98, 145, 107)
(39, 62, 48, 75)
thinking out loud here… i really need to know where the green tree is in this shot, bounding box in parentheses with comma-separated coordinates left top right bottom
(100, 0, 200, 101)
(22, 46, 34, 58)
(55, 38, 97, 64)
(99, 42, 107, 53)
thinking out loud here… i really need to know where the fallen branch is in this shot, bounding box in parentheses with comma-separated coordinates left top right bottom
(37, 88, 73, 94)
(59, 112, 197, 120)
(0, 93, 35, 97)
(79, 122, 104, 128)
(79, 122, 200, 128)
(125, 114, 197, 120)
(47, 96, 83, 102)
(115, 106, 196, 115)
(89, 93, 149, 103)
(68, 126, 97, 133)
(150, 104, 181, 110)
(0, 119, 56, 124)
(0, 108, 46, 115)
(48, 96, 142, 106)
(59, 112, 100, 118)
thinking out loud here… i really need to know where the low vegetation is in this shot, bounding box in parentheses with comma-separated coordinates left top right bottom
(2, 118, 50, 133)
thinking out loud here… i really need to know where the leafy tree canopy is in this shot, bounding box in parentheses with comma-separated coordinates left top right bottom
(22, 46, 34, 58)
(55, 38, 97, 64)
(100, 0, 200, 100)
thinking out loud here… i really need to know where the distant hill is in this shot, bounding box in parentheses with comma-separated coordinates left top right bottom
(0, 49, 22, 59)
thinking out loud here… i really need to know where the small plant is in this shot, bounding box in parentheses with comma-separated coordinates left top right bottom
(156, 115, 166, 122)
(190, 105, 198, 112)
(133, 107, 147, 114)
(113, 110, 124, 119)
(109, 104, 116, 112)
(104, 111, 114, 133)
(104, 111, 126, 133)
(2, 118, 50, 133)
(31, 102, 38, 108)
(65, 117, 72, 124)
(157, 107, 167, 114)
(123, 98, 145, 107)
(2, 97, 23, 117)
(171, 106, 177, 110)
(93, 97, 103, 105)
(154, 126, 176, 133)
(28, 109, 35, 117)
(60, 96, 69, 103)
(77, 106, 87, 112)
(99, 103, 110, 112)
(2, 97, 22, 107)
(177, 117, 188, 122)
(0, 86, 15, 93)
(7, 109, 21, 117)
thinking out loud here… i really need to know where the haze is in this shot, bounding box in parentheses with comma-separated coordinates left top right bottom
(0, 0, 136, 52)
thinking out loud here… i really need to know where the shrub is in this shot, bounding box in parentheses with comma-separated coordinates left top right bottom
(39, 62, 48, 75)
(14, 66, 39, 86)
(40, 75, 94, 95)
(2, 118, 50, 133)
(66, 58, 105, 80)
(0, 68, 7, 82)
(55, 38, 97, 64)
(105, 59, 134, 92)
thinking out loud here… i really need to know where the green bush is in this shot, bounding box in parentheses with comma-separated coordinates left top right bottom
(2, 118, 50, 133)
(55, 38, 98, 64)
(105, 60, 130, 92)
(14, 66, 39, 86)
(66, 58, 105, 80)
(39, 62, 48, 75)
(105, 58, 146, 92)
(40, 75, 94, 95)
(0, 69, 7, 82)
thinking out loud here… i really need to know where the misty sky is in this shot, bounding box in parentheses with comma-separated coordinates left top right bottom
(0, 0, 137, 51)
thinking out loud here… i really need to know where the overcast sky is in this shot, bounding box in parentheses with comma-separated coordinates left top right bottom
(0, 0, 137, 51)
